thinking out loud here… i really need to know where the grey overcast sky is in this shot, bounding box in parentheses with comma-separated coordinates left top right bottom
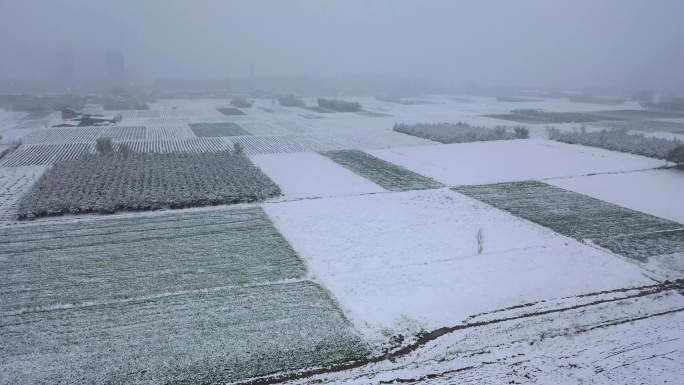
(1, 0, 683, 89)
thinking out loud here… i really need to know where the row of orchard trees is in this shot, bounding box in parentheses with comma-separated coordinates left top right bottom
(317, 98, 362, 112)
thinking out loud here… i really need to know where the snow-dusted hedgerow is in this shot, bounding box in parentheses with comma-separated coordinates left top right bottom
(317, 98, 362, 112)
(547, 127, 682, 159)
(17, 151, 281, 218)
(394, 122, 528, 143)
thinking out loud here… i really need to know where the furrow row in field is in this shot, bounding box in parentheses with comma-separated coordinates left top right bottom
(19, 127, 105, 144)
(20, 126, 195, 144)
(0, 143, 95, 167)
(112, 138, 232, 153)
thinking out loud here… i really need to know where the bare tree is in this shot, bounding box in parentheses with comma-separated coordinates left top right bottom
(477, 228, 484, 254)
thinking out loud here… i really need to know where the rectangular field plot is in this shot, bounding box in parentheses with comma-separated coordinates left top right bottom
(226, 132, 435, 156)
(367, 139, 665, 186)
(0, 208, 304, 310)
(101, 125, 147, 141)
(217, 107, 247, 116)
(114, 138, 233, 153)
(301, 106, 336, 113)
(189, 122, 251, 137)
(17, 151, 280, 218)
(454, 181, 683, 262)
(0, 143, 95, 167)
(356, 111, 392, 117)
(145, 125, 195, 140)
(264, 189, 653, 337)
(547, 169, 684, 224)
(323, 150, 443, 191)
(592, 120, 684, 134)
(13, 120, 51, 129)
(485, 111, 611, 124)
(588, 110, 684, 120)
(20, 126, 201, 144)
(251, 153, 386, 199)
(1, 281, 368, 384)
(19, 127, 106, 144)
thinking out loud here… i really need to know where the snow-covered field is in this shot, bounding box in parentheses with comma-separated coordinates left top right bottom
(368, 139, 666, 186)
(264, 189, 655, 343)
(251, 153, 386, 199)
(1, 96, 683, 384)
(548, 169, 684, 224)
(0, 208, 368, 383)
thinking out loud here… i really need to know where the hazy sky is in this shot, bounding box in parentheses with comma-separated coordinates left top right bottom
(1, 0, 683, 89)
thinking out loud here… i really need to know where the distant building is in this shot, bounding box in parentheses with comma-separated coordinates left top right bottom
(105, 51, 125, 87)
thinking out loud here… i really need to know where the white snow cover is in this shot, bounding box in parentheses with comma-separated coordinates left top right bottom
(251, 152, 386, 199)
(263, 189, 654, 341)
(548, 169, 684, 224)
(367, 139, 666, 186)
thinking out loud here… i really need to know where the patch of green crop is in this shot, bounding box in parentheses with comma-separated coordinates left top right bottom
(592, 229, 684, 262)
(454, 181, 683, 261)
(323, 149, 443, 191)
(0, 280, 369, 384)
(0, 208, 306, 311)
(189, 122, 251, 137)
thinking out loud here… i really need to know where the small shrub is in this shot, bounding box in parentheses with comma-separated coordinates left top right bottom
(233, 142, 245, 156)
(667, 145, 684, 165)
(95, 137, 114, 154)
(231, 96, 253, 108)
(514, 126, 529, 139)
(545, 126, 561, 139)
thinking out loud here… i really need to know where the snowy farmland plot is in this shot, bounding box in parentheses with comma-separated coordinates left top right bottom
(547, 169, 684, 224)
(0, 143, 95, 167)
(251, 152, 387, 199)
(0, 208, 368, 383)
(454, 181, 684, 263)
(217, 107, 247, 116)
(3, 96, 684, 384)
(263, 189, 654, 342)
(189, 122, 251, 136)
(322, 149, 443, 191)
(484, 109, 610, 124)
(17, 151, 281, 218)
(1, 208, 304, 310)
(367, 139, 666, 186)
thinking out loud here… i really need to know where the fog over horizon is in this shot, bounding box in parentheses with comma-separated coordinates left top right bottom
(1, 0, 683, 90)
